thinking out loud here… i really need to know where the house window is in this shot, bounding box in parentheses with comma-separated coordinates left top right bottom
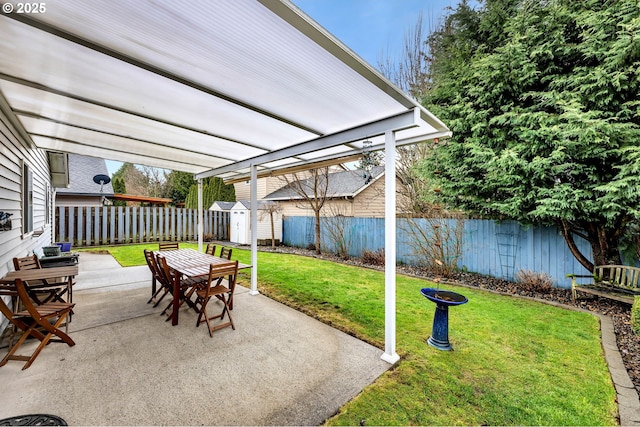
(22, 162, 33, 234)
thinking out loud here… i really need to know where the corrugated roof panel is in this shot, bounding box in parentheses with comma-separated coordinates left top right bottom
(0, 0, 450, 175)
(0, 19, 315, 150)
(29, 0, 404, 134)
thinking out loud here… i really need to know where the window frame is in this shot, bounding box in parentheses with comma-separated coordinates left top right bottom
(22, 161, 33, 236)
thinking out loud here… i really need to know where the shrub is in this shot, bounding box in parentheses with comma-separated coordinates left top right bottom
(361, 249, 385, 266)
(632, 296, 640, 336)
(399, 215, 466, 277)
(516, 269, 553, 293)
(324, 210, 353, 260)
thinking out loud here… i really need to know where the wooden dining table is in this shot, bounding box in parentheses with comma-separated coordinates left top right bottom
(157, 248, 250, 325)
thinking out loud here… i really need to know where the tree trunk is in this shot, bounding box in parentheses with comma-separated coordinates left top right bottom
(270, 212, 275, 249)
(588, 223, 623, 267)
(560, 220, 594, 272)
(560, 220, 623, 273)
(314, 210, 322, 255)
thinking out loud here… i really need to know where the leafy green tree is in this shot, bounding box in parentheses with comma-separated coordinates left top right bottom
(163, 170, 196, 205)
(422, 0, 640, 271)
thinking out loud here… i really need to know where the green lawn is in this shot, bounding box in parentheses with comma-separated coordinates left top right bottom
(82, 243, 618, 425)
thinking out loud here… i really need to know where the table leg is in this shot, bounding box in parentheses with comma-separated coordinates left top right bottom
(172, 276, 179, 326)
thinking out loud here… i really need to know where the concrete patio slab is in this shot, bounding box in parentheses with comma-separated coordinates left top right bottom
(0, 252, 391, 426)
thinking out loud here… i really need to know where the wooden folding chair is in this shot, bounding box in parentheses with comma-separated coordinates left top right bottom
(205, 243, 217, 256)
(13, 255, 71, 304)
(220, 247, 233, 260)
(218, 247, 235, 308)
(155, 254, 200, 320)
(0, 278, 75, 370)
(158, 242, 179, 251)
(193, 261, 238, 337)
(145, 250, 166, 305)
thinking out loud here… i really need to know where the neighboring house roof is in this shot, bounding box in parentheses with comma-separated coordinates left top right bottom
(264, 166, 384, 201)
(55, 154, 114, 196)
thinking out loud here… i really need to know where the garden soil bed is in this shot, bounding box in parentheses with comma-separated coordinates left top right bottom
(255, 244, 640, 396)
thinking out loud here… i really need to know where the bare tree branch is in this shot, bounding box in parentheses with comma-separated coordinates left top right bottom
(258, 201, 283, 248)
(280, 167, 330, 254)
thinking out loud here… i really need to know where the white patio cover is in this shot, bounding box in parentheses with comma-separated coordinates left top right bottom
(0, 0, 449, 179)
(0, 0, 451, 364)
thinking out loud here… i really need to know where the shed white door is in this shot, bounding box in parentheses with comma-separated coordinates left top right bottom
(231, 210, 248, 244)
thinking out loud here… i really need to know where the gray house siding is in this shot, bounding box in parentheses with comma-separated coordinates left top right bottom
(0, 95, 54, 329)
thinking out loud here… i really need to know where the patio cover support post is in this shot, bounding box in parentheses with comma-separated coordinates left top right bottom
(250, 164, 259, 295)
(197, 178, 203, 252)
(381, 130, 400, 364)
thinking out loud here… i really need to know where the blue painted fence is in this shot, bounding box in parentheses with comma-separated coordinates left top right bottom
(283, 216, 593, 289)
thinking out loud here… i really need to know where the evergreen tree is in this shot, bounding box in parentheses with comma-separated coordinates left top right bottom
(111, 175, 126, 206)
(184, 184, 198, 209)
(163, 170, 196, 206)
(180, 176, 235, 209)
(422, 0, 640, 271)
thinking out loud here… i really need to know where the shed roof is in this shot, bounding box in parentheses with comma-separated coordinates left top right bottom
(210, 201, 236, 211)
(0, 0, 450, 179)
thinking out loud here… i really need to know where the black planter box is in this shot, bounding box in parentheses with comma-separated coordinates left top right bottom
(39, 253, 79, 268)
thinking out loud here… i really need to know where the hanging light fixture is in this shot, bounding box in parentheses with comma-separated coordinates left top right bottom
(361, 139, 374, 183)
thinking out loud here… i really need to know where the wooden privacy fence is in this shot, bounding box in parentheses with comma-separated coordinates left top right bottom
(283, 216, 594, 289)
(55, 206, 229, 247)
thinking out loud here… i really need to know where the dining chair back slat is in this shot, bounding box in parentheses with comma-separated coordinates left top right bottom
(158, 242, 179, 251)
(220, 247, 233, 260)
(205, 244, 216, 256)
(13, 255, 41, 271)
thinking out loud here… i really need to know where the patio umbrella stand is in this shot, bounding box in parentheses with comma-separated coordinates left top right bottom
(421, 288, 468, 351)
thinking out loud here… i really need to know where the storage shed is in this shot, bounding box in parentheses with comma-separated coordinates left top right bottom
(230, 201, 282, 246)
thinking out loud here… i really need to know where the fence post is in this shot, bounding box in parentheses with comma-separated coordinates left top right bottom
(68, 207, 76, 247)
(84, 207, 92, 246)
(93, 206, 99, 246)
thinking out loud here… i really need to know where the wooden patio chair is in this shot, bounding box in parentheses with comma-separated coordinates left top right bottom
(13, 255, 71, 304)
(158, 242, 179, 251)
(155, 254, 200, 320)
(193, 261, 238, 337)
(144, 249, 167, 305)
(217, 247, 235, 309)
(0, 278, 75, 370)
(219, 247, 233, 260)
(205, 243, 216, 256)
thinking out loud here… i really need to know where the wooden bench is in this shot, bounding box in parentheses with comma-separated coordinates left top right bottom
(567, 265, 640, 305)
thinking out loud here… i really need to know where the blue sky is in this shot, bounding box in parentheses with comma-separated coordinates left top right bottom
(291, 0, 459, 66)
(106, 1, 459, 176)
